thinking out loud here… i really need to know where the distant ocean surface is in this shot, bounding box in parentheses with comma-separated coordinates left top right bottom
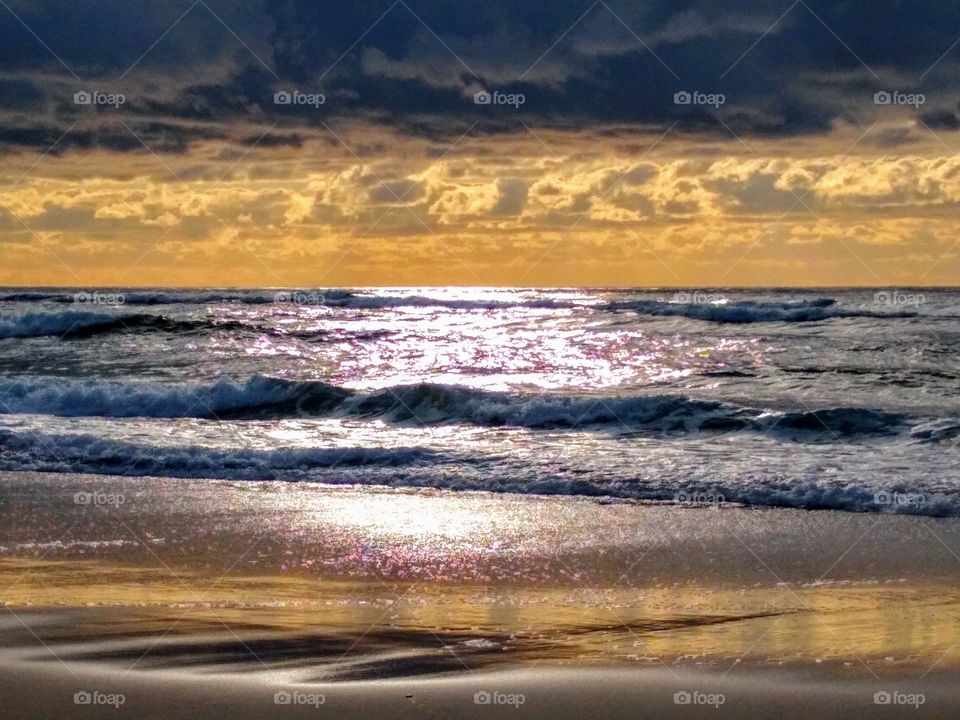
(0, 287, 957, 516)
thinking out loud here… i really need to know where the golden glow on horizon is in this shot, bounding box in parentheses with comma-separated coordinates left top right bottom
(1, 122, 959, 286)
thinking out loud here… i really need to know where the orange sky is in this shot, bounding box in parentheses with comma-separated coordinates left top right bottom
(2, 119, 959, 287)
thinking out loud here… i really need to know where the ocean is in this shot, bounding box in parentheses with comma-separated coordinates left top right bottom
(0, 287, 957, 516)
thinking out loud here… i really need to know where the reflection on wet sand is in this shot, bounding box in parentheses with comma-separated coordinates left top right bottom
(2, 558, 959, 678)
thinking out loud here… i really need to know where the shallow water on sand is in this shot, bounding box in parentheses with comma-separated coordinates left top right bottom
(2, 473, 960, 676)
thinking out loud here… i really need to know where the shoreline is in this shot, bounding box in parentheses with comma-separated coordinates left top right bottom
(3, 472, 959, 585)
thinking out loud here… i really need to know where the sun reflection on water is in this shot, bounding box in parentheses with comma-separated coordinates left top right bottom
(207, 287, 763, 393)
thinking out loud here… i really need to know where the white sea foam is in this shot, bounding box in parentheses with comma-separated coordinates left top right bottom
(0, 427, 955, 516)
(0, 375, 922, 442)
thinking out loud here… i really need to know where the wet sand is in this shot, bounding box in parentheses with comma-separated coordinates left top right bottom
(1, 472, 959, 717)
(2, 659, 959, 719)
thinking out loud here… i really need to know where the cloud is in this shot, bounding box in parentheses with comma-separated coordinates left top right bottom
(2, 0, 960, 154)
(490, 178, 528, 216)
(369, 178, 424, 203)
(1, 1, 959, 285)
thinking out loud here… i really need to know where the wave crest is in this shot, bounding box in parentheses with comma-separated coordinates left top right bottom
(0, 429, 953, 515)
(0, 428, 441, 479)
(607, 298, 917, 323)
(0, 375, 911, 440)
(0, 311, 248, 339)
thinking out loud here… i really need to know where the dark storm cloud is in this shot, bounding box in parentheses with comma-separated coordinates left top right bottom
(1, 0, 959, 153)
(920, 109, 960, 131)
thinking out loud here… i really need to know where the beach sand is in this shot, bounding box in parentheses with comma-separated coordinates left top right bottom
(1, 472, 959, 717)
(2, 659, 959, 719)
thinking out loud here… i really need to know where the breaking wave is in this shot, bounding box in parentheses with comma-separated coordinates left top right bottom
(0, 375, 919, 440)
(0, 428, 954, 515)
(0, 311, 246, 339)
(606, 298, 918, 323)
(0, 428, 443, 479)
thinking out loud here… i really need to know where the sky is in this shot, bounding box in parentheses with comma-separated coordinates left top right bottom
(1, 0, 960, 287)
